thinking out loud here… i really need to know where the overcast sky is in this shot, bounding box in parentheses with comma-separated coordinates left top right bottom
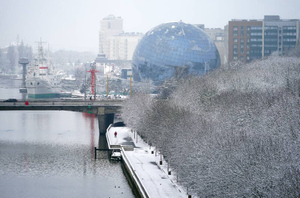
(1, 0, 299, 53)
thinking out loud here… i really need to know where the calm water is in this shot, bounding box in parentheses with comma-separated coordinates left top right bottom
(0, 78, 135, 198)
(0, 78, 28, 100)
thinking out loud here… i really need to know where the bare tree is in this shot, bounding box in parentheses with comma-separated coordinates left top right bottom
(121, 55, 300, 197)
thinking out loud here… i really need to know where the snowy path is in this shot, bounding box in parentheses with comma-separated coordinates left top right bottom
(107, 126, 187, 198)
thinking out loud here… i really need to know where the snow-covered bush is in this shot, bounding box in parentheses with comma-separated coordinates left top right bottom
(121, 92, 154, 131)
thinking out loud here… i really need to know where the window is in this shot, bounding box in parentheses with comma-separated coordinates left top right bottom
(233, 26, 238, 31)
(233, 38, 238, 42)
(240, 26, 244, 36)
(265, 32, 277, 35)
(240, 56, 244, 61)
(251, 26, 262, 30)
(251, 32, 262, 36)
(251, 38, 262, 42)
(283, 38, 296, 42)
(283, 26, 296, 30)
(283, 32, 296, 36)
(240, 39, 244, 43)
(265, 38, 277, 42)
(251, 44, 262, 47)
(265, 26, 278, 30)
(233, 44, 238, 49)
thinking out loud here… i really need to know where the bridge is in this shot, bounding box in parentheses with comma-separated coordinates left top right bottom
(0, 99, 123, 134)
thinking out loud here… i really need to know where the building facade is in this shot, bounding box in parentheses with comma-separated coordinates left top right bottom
(99, 15, 123, 59)
(204, 27, 226, 66)
(228, 15, 300, 63)
(99, 15, 143, 60)
(195, 24, 226, 65)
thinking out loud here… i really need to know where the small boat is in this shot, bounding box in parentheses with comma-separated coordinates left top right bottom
(111, 150, 122, 161)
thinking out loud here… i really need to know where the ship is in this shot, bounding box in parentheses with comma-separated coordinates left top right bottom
(26, 40, 71, 98)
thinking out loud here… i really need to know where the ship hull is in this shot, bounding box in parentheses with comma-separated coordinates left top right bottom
(26, 77, 61, 99)
(27, 92, 61, 99)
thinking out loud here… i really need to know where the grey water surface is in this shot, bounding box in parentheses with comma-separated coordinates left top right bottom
(0, 78, 134, 198)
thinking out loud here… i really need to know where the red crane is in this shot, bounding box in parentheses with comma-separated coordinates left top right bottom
(87, 62, 99, 98)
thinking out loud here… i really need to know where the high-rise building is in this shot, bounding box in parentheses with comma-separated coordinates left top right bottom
(227, 15, 300, 63)
(98, 15, 143, 60)
(99, 15, 123, 57)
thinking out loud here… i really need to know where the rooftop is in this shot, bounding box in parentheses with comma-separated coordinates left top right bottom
(231, 15, 299, 22)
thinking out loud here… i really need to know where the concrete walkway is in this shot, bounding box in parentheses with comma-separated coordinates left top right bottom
(107, 126, 189, 198)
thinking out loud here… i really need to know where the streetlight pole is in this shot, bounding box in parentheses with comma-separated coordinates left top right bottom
(106, 74, 109, 98)
(84, 62, 88, 102)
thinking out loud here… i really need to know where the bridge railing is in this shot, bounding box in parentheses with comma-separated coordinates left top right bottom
(0, 99, 124, 107)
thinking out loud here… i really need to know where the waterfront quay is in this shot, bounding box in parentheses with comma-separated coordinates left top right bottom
(106, 125, 189, 198)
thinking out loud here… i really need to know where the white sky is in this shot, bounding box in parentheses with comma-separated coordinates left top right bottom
(1, 0, 299, 53)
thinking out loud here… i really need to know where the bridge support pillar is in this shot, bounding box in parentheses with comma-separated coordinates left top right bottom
(97, 107, 114, 135)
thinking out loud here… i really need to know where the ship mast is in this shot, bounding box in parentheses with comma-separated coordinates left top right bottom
(35, 38, 47, 65)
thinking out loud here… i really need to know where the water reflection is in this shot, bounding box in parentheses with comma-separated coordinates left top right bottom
(0, 141, 119, 178)
(0, 110, 134, 198)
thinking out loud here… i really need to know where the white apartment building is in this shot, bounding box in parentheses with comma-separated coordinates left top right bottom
(99, 15, 143, 60)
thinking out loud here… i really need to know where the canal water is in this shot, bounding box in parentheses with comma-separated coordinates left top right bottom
(0, 78, 135, 198)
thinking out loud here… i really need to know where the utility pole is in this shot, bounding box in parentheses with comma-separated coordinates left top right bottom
(84, 62, 88, 102)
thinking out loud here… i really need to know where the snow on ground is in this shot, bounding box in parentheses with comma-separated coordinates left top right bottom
(107, 126, 189, 198)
